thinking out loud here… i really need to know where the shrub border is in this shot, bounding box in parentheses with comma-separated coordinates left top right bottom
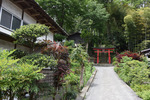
(75, 70, 97, 100)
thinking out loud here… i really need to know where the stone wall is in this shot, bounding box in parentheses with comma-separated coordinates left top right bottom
(39, 68, 54, 86)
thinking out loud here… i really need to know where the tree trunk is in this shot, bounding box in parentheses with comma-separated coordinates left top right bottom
(86, 43, 88, 53)
(29, 92, 34, 100)
(80, 63, 84, 88)
(9, 88, 14, 100)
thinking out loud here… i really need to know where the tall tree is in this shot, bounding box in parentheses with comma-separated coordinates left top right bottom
(35, 0, 85, 33)
(124, 7, 150, 51)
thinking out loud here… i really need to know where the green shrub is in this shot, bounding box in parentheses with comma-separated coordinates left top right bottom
(114, 66, 120, 73)
(12, 24, 50, 51)
(0, 50, 44, 100)
(132, 84, 150, 92)
(65, 73, 80, 85)
(84, 61, 94, 85)
(9, 49, 28, 59)
(127, 60, 149, 86)
(120, 56, 132, 63)
(135, 40, 150, 52)
(64, 40, 75, 47)
(63, 91, 77, 100)
(54, 34, 66, 42)
(118, 60, 149, 86)
(21, 53, 57, 69)
(64, 40, 75, 54)
(137, 90, 150, 100)
(114, 53, 150, 100)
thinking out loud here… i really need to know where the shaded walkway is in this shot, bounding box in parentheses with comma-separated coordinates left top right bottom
(85, 66, 141, 100)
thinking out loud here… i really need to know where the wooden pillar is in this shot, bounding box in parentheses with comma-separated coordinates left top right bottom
(0, 0, 2, 7)
(97, 50, 99, 64)
(108, 50, 111, 64)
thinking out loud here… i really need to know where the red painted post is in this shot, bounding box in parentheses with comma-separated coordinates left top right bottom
(108, 50, 111, 64)
(97, 50, 99, 64)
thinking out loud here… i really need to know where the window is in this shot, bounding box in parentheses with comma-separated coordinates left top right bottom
(1, 9, 12, 28)
(12, 16, 21, 30)
(0, 8, 30, 31)
(0, 8, 23, 30)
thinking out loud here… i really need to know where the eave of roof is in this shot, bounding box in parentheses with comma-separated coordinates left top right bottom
(10, 0, 68, 36)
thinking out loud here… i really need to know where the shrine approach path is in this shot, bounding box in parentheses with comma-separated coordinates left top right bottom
(85, 66, 141, 100)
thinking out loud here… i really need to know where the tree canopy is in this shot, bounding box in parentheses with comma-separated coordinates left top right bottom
(35, 0, 150, 52)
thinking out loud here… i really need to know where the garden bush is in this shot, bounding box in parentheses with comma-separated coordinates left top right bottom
(113, 52, 150, 100)
(12, 24, 50, 51)
(41, 40, 70, 88)
(116, 51, 143, 63)
(54, 34, 66, 42)
(136, 90, 150, 100)
(115, 56, 149, 86)
(20, 53, 57, 69)
(0, 50, 44, 100)
(64, 40, 75, 54)
(9, 49, 28, 59)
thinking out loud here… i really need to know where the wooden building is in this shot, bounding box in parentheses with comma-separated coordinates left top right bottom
(67, 32, 84, 44)
(0, 0, 67, 51)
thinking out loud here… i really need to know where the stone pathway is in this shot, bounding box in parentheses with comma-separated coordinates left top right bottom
(85, 66, 142, 100)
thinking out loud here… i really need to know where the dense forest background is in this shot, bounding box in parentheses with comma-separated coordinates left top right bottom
(35, 0, 150, 53)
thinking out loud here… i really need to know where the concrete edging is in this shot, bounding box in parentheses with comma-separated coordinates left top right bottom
(76, 70, 97, 100)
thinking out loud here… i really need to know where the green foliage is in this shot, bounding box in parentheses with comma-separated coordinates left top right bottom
(121, 56, 132, 63)
(137, 90, 150, 100)
(132, 84, 150, 92)
(11, 24, 50, 49)
(85, 1, 109, 31)
(9, 49, 28, 59)
(65, 73, 80, 86)
(84, 62, 95, 85)
(124, 7, 150, 51)
(63, 91, 77, 100)
(121, 0, 150, 8)
(64, 40, 75, 47)
(35, 0, 85, 33)
(54, 34, 66, 42)
(117, 59, 149, 86)
(112, 57, 118, 65)
(114, 54, 150, 100)
(64, 40, 75, 54)
(70, 45, 94, 88)
(70, 45, 88, 63)
(135, 40, 150, 52)
(0, 50, 44, 99)
(21, 53, 57, 69)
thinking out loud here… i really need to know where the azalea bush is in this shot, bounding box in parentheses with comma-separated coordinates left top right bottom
(0, 50, 44, 100)
(113, 52, 150, 100)
(113, 51, 146, 66)
(116, 51, 143, 63)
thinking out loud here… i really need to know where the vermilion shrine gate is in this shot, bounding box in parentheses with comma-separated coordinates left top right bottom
(93, 48, 115, 64)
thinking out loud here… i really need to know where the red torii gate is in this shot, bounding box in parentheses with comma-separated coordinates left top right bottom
(93, 48, 115, 64)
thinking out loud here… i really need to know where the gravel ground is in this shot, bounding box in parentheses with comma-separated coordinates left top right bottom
(85, 66, 142, 100)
